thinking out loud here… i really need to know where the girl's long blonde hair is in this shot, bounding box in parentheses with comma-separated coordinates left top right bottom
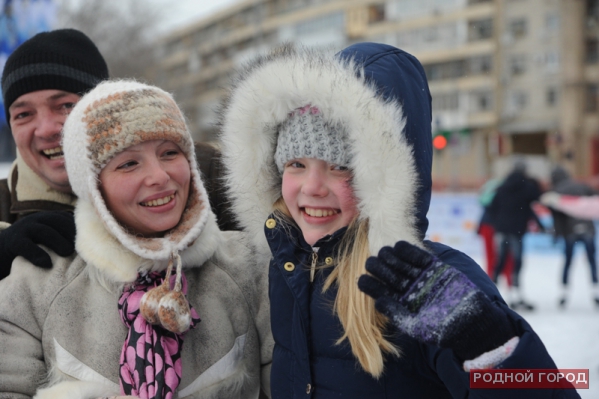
(273, 198, 399, 378)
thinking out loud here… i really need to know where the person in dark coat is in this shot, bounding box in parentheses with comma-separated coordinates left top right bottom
(477, 178, 515, 285)
(487, 160, 544, 311)
(548, 166, 598, 307)
(220, 42, 578, 398)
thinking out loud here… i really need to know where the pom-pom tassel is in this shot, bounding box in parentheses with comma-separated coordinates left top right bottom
(139, 253, 192, 333)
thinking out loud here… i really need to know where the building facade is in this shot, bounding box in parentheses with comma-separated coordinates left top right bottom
(152, 0, 599, 188)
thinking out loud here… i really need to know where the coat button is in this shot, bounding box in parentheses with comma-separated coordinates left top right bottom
(284, 262, 295, 272)
(266, 218, 276, 229)
(306, 383, 312, 394)
(325, 257, 333, 265)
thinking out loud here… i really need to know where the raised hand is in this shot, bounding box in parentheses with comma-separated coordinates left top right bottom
(358, 241, 516, 361)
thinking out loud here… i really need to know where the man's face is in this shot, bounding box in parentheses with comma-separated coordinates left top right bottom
(9, 90, 80, 193)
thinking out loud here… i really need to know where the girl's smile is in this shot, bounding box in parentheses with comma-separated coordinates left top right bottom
(282, 158, 358, 245)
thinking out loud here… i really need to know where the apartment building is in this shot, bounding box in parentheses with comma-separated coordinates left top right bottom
(152, 0, 599, 187)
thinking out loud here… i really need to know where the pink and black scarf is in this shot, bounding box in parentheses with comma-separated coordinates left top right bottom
(118, 271, 200, 398)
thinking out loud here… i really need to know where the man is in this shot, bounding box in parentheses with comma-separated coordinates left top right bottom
(0, 29, 236, 279)
(1, 29, 107, 223)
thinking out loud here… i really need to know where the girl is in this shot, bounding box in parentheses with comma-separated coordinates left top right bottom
(219, 43, 578, 398)
(0, 80, 271, 399)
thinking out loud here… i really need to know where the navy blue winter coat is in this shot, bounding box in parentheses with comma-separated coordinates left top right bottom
(265, 217, 573, 399)
(220, 42, 580, 399)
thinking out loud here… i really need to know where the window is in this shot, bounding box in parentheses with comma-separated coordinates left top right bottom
(508, 18, 528, 40)
(471, 91, 493, 111)
(544, 51, 559, 73)
(422, 26, 439, 42)
(509, 55, 527, 75)
(368, 4, 385, 23)
(188, 52, 201, 72)
(508, 91, 528, 109)
(588, 0, 599, 18)
(469, 55, 493, 74)
(432, 92, 459, 111)
(545, 13, 559, 34)
(295, 13, 344, 35)
(586, 84, 599, 112)
(468, 18, 493, 41)
(586, 39, 599, 64)
(424, 60, 466, 81)
(546, 87, 558, 106)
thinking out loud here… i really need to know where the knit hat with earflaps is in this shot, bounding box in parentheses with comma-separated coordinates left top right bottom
(1, 28, 109, 123)
(62, 79, 211, 263)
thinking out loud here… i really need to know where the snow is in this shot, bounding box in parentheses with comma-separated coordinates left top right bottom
(472, 252, 598, 398)
(427, 192, 598, 398)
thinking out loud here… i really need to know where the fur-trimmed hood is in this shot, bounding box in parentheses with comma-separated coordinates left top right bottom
(62, 80, 221, 284)
(219, 43, 433, 255)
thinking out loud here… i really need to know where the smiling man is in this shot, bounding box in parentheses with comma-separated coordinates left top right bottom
(1, 29, 109, 222)
(0, 29, 109, 278)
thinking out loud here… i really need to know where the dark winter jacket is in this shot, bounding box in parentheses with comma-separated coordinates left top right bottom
(220, 43, 579, 399)
(488, 170, 543, 236)
(265, 216, 570, 399)
(549, 167, 595, 238)
(0, 142, 239, 231)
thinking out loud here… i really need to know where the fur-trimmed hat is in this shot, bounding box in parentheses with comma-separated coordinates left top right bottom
(62, 80, 210, 262)
(274, 104, 350, 173)
(1, 28, 109, 123)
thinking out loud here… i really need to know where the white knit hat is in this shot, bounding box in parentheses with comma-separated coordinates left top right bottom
(274, 104, 350, 173)
(62, 79, 210, 260)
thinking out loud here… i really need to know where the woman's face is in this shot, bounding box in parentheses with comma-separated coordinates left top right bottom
(282, 158, 359, 246)
(99, 140, 191, 237)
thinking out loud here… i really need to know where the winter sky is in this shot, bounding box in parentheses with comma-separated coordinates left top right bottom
(153, 0, 243, 34)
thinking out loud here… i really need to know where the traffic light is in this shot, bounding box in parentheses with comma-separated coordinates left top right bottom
(433, 134, 447, 150)
(432, 128, 471, 152)
(433, 130, 451, 151)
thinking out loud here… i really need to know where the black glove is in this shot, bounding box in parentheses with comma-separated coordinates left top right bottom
(358, 241, 516, 361)
(0, 211, 76, 279)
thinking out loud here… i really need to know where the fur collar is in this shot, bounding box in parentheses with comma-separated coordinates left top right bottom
(220, 45, 422, 256)
(75, 199, 222, 284)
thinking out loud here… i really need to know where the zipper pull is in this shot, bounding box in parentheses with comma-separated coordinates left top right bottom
(310, 249, 318, 283)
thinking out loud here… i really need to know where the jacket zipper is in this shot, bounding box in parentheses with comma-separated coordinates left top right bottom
(310, 248, 319, 283)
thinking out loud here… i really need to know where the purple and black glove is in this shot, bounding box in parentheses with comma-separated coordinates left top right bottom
(358, 241, 516, 361)
(0, 211, 76, 279)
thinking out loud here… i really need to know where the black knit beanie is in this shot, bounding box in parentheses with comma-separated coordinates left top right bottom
(1, 28, 109, 124)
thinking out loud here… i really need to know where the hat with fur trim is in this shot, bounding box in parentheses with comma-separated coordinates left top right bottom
(62, 79, 210, 261)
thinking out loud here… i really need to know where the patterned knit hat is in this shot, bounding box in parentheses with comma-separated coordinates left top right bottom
(274, 104, 350, 173)
(62, 79, 210, 260)
(1, 28, 109, 123)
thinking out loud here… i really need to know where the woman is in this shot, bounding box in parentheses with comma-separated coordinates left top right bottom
(219, 43, 578, 398)
(0, 80, 272, 399)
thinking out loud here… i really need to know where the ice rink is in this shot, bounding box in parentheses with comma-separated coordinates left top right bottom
(429, 192, 598, 398)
